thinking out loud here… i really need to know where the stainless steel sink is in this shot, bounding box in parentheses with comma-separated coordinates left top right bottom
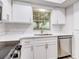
(34, 34, 52, 36)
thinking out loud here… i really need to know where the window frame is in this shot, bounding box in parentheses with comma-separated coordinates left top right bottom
(33, 7, 51, 30)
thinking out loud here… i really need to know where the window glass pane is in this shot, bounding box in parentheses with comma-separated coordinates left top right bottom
(33, 8, 51, 30)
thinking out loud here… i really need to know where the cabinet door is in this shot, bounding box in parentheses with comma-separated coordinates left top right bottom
(21, 45, 33, 59)
(46, 38, 58, 59)
(47, 44, 58, 59)
(12, 2, 32, 23)
(2, 0, 12, 21)
(51, 9, 58, 24)
(34, 44, 47, 59)
(52, 8, 65, 25)
(57, 8, 65, 24)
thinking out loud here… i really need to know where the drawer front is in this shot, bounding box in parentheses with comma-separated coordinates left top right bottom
(46, 38, 57, 45)
(34, 37, 57, 45)
(20, 37, 57, 45)
(34, 40, 47, 45)
(20, 39, 33, 45)
(22, 44, 32, 48)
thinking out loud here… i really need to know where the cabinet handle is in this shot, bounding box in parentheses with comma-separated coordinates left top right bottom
(7, 14, 9, 20)
(31, 46, 33, 51)
(45, 44, 48, 49)
(25, 41, 30, 43)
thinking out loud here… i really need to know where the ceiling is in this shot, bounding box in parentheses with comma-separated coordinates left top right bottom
(15, 0, 78, 8)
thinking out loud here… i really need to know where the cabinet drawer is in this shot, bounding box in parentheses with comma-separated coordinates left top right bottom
(44, 37, 57, 45)
(20, 39, 32, 45)
(34, 37, 57, 45)
(22, 44, 33, 48)
(46, 39, 57, 45)
(34, 41, 46, 45)
(34, 38, 47, 45)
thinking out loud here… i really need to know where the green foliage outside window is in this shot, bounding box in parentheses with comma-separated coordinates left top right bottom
(33, 8, 51, 30)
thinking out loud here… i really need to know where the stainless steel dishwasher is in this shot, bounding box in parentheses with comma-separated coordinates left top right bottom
(58, 35, 72, 59)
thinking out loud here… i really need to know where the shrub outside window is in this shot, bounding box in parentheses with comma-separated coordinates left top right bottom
(33, 8, 51, 30)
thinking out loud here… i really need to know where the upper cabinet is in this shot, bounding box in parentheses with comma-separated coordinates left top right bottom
(1, 0, 12, 22)
(1, 0, 65, 25)
(1, 0, 33, 24)
(51, 8, 65, 25)
(11, 1, 33, 23)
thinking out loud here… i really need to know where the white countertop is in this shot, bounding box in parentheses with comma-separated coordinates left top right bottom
(0, 33, 72, 42)
(0, 34, 33, 42)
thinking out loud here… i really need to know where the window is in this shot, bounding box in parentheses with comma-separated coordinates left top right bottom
(33, 8, 51, 30)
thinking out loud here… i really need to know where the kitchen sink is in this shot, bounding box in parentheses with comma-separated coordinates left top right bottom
(34, 34, 52, 36)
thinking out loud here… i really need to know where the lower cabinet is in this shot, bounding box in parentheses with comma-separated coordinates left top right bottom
(47, 44, 57, 59)
(21, 45, 33, 59)
(34, 44, 47, 59)
(20, 37, 58, 59)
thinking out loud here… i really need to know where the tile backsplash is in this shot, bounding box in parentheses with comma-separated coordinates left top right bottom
(4, 23, 33, 34)
(0, 23, 64, 35)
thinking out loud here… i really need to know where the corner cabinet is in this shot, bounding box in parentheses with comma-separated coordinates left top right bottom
(20, 36, 58, 59)
(11, 1, 33, 23)
(51, 8, 65, 25)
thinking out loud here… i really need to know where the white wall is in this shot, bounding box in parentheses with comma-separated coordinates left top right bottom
(62, 0, 79, 59)
(62, 5, 73, 34)
(3, 1, 64, 35)
(4, 23, 33, 35)
(73, 1, 79, 59)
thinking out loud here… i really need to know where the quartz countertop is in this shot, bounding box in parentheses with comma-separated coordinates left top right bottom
(0, 33, 72, 42)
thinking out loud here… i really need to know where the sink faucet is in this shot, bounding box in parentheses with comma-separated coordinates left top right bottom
(40, 28, 44, 34)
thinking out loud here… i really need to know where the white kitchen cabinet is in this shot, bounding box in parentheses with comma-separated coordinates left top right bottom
(51, 8, 65, 25)
(34, 44, 46, 59)
(21, 39, 33, 59)
(20, 37, 58, 59)
(1, 0, 12, 22)
(21, 45, 33, 59)
(12, 1, 32, 23)
(46, 37, 58, 59)
(47, 44, 58, 59)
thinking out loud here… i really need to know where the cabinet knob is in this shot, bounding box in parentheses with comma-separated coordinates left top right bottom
(7, 14, 9, 20)
(45, 44, 48, 49)
(31, 46, 33, 51)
